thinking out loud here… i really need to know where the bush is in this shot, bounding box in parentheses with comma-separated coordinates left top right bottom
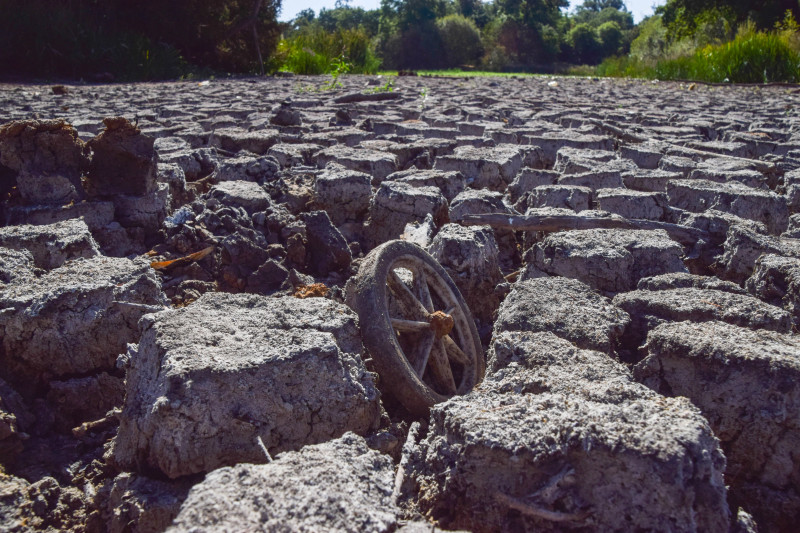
(597, 21, 623, 56)
(568, 23, 601, 64)
(436, 14, 483, 67)
(280, 26, 381, 74)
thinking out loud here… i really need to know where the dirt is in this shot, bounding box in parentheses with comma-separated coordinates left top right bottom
(0, 74, 799, 532)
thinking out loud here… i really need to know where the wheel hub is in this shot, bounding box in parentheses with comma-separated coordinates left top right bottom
(428, 311, 454, 338)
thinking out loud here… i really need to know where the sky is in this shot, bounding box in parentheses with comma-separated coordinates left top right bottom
(278, 0, 668, 24)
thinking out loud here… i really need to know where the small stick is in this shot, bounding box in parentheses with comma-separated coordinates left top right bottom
(393, 422, 421, 504)
(256, 435, 273, 462)
(495, 491, 590, 523)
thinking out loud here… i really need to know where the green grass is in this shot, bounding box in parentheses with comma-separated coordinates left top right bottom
(278, 27, 380, 75)
(378, 69, 545, 77)
(591, 27, 800, 83)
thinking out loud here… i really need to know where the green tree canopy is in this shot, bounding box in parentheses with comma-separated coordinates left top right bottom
(659, 0, 800, 39)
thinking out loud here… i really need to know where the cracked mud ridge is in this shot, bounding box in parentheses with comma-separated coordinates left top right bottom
(0, 75, 799, 532)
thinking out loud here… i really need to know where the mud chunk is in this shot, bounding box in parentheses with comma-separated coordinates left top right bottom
(495, 277, 630, 356)
(620, 144, 663, 169)
(167, 434, 397, 533)
(596, 189, 666, 220)
(102, 473, 192, 533)
(267, 142, 320, 167)
(667, 179, 789, 235)
(213, 154, 279, 183)
(0, 218, 99, 270)
(209, 127, 279, 154)
(520, 133, 614, 166)
(623, 168, 682, 192)
(0, 475, 90, 533)
(0, 377, 30, 461)
(409, 333, 729, 533)
(314, 165, 372, 226)
(111, 293, 381, 478)
(367, 181, 448, 247)
(208, 180, 271, 214)
(316, 146, 398, 184)
(785, 213, 800, 238)
(527, 185, 590, 212)
(429, 224, 503, 335)
(246, 259, 289, 293)
(85, 117, 157, 197)
(528, 229, 687, 294)
(552, 147, 616, 174)
(0, 257, 165, 384)
(387, 169, 466, 202)
(746, 254, 800, 328)
(300, 211, 352, 275)
(434, 144, 522, 191)
(715, 225, 800, 283)
(0, 119, 86, 204)
(0, 247, 35, 285)
(506, 168, 559, 209)
(636, 321, 800, 532)
(613, 288, 793, 354)
(270, 104, 302, 127)
(637, 272, 746, 294)
(111, 183, 170, 234)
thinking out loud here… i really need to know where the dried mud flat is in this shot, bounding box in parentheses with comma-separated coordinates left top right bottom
(0, 74, 799, 532)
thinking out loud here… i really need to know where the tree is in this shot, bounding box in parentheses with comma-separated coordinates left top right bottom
(576, 0, 626, 13)
(437, 14, 484, 67)
(568, 22, 600, 63)
(659, 0, 800, 39)
(597, 20, 623, 55)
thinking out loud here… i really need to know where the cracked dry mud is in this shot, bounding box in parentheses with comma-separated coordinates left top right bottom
(0, 74, 799, 532)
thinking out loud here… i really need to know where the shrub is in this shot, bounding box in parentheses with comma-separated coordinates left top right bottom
(436, 14, 483, 67)
(280, 26, 380, 74)
(597, 21, 623, 56)
(568, 23, 601, 64)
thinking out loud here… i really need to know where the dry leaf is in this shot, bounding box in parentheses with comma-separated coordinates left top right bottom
(150, 246, 214, 271)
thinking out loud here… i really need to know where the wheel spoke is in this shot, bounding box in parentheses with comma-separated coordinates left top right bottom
(388, 270, 429, 320)
(414, 268, 434, 312)
(427, 338, 457, 395)
(443, 334, 469, 365)
(391, 318, 430, 332)
(412, 330, 436, 376)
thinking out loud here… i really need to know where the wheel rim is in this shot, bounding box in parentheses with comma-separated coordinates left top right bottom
(381, 254, 480, 397)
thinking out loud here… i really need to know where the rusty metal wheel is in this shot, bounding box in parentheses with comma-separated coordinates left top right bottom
(349, 240, 484, 415)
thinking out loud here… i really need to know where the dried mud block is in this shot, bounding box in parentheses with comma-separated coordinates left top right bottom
(495, 278, 630, 356)
(159, 147, 218, 181)
(689, 167, 768, 190)
(785, 214, 800, 238)
(209, 127, 279, 154)
(552, 147, 616, 174)
(434, 144, 523, 191)
(636, 321, 800, 532)
(613, 288, 793, 353)
(0, 247, 36, 285)
(111, 293, 381, 478)
(409, 332, 729, 533)
(0, 377, 31, 461)
(207, 180, 271, 214)
(0, 257, 165, 383)
(529, 229, 687, 294)
(785, 168, 800, 213)
(0, 119, 85, 204)
(667, 179, 789, 235)
(507, 169, 559, 208)
(637, 273, 746, 294)
(623, 169, 682, 192)
(0, 475, 90, 532)
(167, 434, 397, 533)
(0, 218, 99, 270)
(746, 254, 800, 328)
(270, 105, 302, 127)
(46, 372, 124, 432)
(557, 169, 624, 191)
(157, 163, 190, 208)
(429, 224, 503, 330)
(300, 211, 352, 275)
(316, 145, 398, 183)
(267, 142, 320, 167)
(85, 117, 157, 197)
(314, 166, 372, 226)
(520, 133, 614, 166)
(620, 144, 663, 169)
(5, 200, 115, 233)
(715, 225, 800, 283)
(449, 189, 518, 267)
(527, 185, 591, 212)
(596, 189, 666, 220)
(387, 169, 466, 202)
(658, 155, 697, 175)
(111, 183, 170, 233)
(213, 154, 278, 182)
(367, 181, 448, 247)
(102, 473, 192, 533)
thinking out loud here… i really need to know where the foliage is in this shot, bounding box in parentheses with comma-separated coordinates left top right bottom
(0, 0, 283, 80)
(437, 14, 484, 67)
(597, 21, 624, 55)
(279, 26, 380, 74)
(568, 23, 601, 64)
(658, 0, 800, 41)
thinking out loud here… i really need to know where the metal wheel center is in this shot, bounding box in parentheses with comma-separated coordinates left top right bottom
(429, 311, 454, 338)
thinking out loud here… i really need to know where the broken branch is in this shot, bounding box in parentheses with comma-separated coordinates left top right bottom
(495, 491, 591, 523)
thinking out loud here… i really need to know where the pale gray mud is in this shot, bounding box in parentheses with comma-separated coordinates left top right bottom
(0, 75, 798, 532)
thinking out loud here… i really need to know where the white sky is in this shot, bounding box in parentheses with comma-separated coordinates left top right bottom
(278, 0, 668, 24)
